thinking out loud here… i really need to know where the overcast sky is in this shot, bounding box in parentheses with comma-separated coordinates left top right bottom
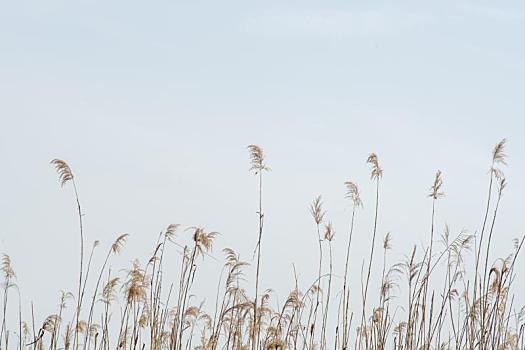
(1, 0, 524, 324)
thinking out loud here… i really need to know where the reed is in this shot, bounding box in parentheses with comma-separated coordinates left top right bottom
(0, 139, 522, 350)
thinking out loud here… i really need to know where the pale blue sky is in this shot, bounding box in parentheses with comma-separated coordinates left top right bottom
(1, 0, 524, 327)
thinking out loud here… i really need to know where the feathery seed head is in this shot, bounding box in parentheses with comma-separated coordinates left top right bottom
(101, 277, 120, 305)
(88, 324, 100, 339)
(42, 315, 61, 333)
(429, 170, 444, 199)
(367, 153, 383, 180)
(76, 320, 87, 334)
(372, 307, 383, 323)
(492, 138, 507, 165)
(344, 181, 363, 208)
(112, 234, 129, 254)
(247, 145, 269, 174)
(50, 159, 74, 187)
(189, 227, 218, 255)
(1, 254, 15, 282)
(324, 222, 335, 241)
(383, 232, 392, 250)
(309, 195, 325, 225)
(59, 290, 74, 309)
(165, 224, 180, 240)
(123, 260, 148, 303)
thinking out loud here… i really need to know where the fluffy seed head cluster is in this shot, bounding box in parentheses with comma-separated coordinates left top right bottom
(1, 254, 15, 282)
(344, 181, 363, 208)
(124, 261, 148, 303)
(190, 227, 218, 255)
(367, 153, 383, 180)
(309, 195, 325, 225)
(111, 234, 129, 254)
(429, 170, 444, 199)
(247, 144, 269, 174)
(383, 232, 392, 250)
(324, 222, 335, 241)
(101, 277, 120, 305)
(492, 138, 507, 165)
(490, 139, 508, 196)
(50, 159, 74, 186)
(43, 315, 61, 333)
(165, 223, 180, 240)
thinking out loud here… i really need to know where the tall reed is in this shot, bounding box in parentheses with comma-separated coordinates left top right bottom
(247, 145, 269, 350)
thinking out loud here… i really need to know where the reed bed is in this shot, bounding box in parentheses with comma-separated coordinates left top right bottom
(1, 139, 524, 350)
